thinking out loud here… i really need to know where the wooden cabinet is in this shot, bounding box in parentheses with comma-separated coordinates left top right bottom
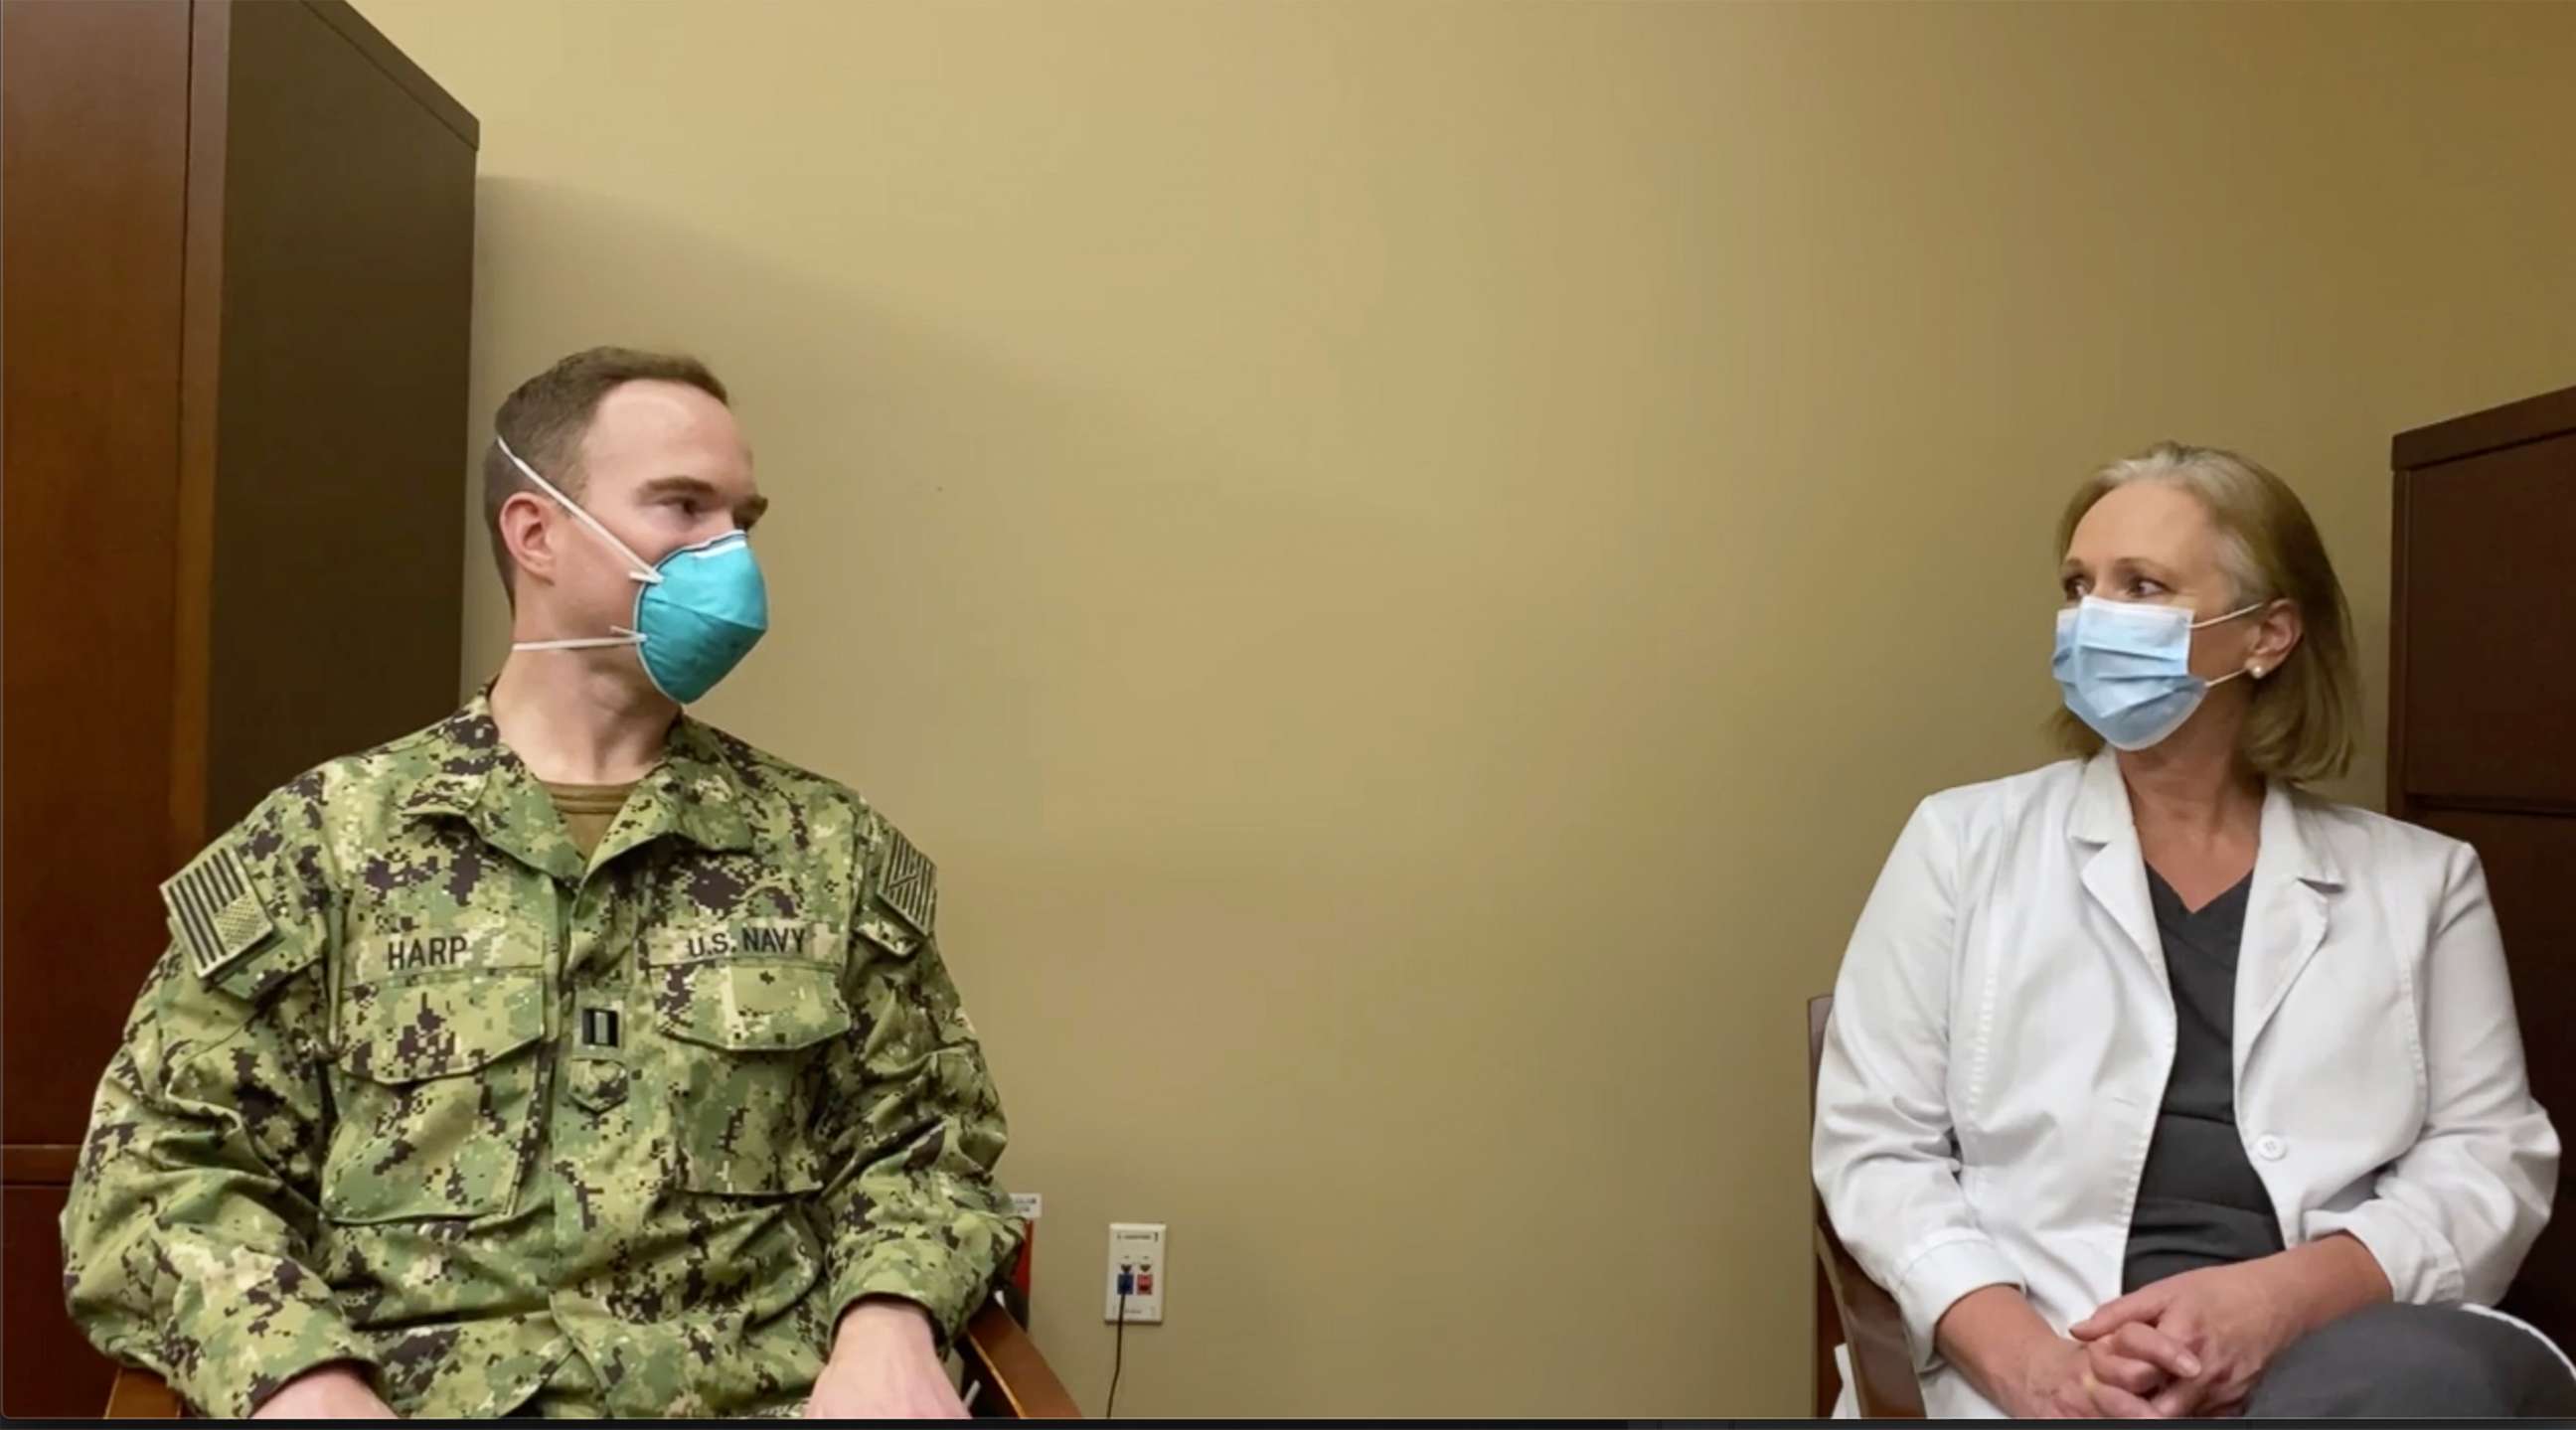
(2391, 385, 2576, 1352)
(0, 1, 474, 1413)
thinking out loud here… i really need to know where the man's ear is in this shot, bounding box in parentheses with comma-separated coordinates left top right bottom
(2250, 598, 2304, 678)
(499, 490, 560, 591)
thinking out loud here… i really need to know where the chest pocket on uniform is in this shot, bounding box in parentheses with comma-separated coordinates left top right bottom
(654, 960, 853, 1196)
(324, 969, 546, 1223)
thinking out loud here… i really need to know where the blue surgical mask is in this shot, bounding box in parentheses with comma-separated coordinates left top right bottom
(2053, 595, 2262, 751)
(497, 436, 768, 705)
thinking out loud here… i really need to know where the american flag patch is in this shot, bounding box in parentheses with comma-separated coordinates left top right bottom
(876, 825, 938, 937)
(160, 844, 275, 982)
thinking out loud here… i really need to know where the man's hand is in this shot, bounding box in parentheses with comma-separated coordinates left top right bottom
(249, 1364, 397, 1419)
(2072, 1262, 2300, 1417)
(805, 1298, 966, 1420)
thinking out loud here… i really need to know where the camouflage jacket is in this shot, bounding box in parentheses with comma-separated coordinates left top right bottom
(61, 697, 1022, 1418)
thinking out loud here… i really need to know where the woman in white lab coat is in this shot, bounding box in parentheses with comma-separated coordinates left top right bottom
(1812, 441, 2570, 1417)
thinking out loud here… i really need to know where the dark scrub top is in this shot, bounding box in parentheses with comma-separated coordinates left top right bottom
(2123, 867, 2286, 1294)
(2116, 870, 2576, 1414)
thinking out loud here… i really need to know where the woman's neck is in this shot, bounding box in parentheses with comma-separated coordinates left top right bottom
(2117, 720, 2263, 845)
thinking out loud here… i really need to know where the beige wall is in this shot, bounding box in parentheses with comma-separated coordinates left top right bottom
(362, 0, 2576, 1414)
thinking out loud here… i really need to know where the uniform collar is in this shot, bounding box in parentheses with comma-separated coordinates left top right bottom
(401, 694, 756, 879)
(630, 715, 758, 858)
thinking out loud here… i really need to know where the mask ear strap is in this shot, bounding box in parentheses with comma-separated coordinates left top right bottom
(495, 434, 664, 584)
(515, 635, 644, 651)
(2195, 598, 2278, 685)
(2190, 599, 2270, 630)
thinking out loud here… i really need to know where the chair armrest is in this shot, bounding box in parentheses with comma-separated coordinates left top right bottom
(104, 1365, 187, 1419)
(959, 1300, 1082, 1418)
(1814, 1196, 1927, 1419)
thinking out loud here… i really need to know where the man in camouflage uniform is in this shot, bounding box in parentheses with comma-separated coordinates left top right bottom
(63, 349, 1022, 1418)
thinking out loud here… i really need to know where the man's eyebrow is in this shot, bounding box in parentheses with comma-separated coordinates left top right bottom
(637, 475, 768, 521)
(637, 475, 719, 500)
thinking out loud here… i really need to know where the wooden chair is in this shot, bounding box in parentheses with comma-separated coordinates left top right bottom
(104, 1297, 1080, 1418)
(1809, 993, 1927, 1418)
(102, 1367, 183, 1419)
(957, 1295, 1082, 1418)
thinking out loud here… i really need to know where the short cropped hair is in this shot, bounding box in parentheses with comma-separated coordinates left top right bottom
(482, 347, 728, 599)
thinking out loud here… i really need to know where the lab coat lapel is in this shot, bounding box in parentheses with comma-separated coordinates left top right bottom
(2237, 780, 2342, 1071)
(2071, 752, 2162, 972)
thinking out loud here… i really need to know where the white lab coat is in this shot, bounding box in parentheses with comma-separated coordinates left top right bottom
(1811, 753, 2559, 1418)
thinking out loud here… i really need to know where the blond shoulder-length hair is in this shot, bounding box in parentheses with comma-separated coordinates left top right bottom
(2051, 441, 2362, 783)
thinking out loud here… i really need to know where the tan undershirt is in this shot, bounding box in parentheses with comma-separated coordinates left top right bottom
(541, 780, 639, 861)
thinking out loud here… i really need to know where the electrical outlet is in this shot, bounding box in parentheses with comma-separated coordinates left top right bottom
(1104, 1221, 1165, 1324)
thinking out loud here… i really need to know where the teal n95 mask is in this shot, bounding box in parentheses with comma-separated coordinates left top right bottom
(497, 434, 768, 704)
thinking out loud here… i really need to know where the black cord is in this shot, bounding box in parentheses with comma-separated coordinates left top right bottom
(1105, 1291, 1128, 1418)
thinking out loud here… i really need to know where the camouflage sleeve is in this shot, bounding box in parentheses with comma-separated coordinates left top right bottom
(60, 784, 381, 1417)
(811, 816, 1025, 1348)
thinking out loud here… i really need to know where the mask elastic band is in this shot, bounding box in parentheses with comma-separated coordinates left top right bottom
(2188, 600, 2266, 630)
(495, 434, 664, 585)
(2193, 601, 2267, 687)
(514, 634, 643, 651)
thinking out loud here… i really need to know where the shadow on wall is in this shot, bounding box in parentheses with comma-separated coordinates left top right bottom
(463, 173, 1563, 838)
